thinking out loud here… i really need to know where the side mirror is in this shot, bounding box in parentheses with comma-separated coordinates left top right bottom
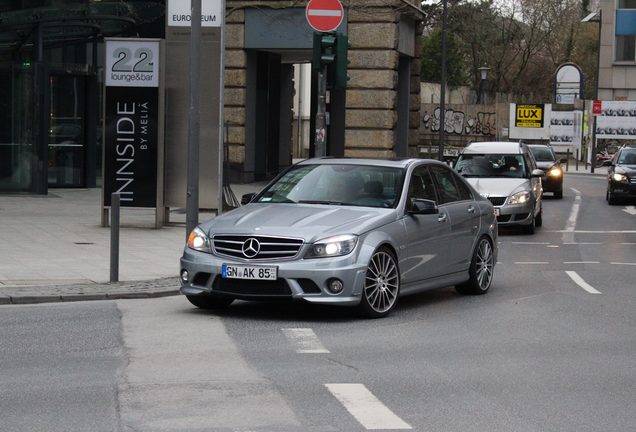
(602, 159, 613, 166)
(241, 193, 257, 205)
(560, 158, 568, 164)
(408, 198, 439, 215)
(531, 169, 544, 178)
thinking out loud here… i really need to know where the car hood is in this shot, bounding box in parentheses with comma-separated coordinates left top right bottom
(200, 204, 396, 242)
(464, 177, 529, 198)
(616, 165, 636, 174)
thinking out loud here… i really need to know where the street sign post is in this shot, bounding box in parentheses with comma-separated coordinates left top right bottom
(306, 0, 344, 32)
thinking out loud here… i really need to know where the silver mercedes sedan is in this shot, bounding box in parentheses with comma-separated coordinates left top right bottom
(180, 158, 498, 318)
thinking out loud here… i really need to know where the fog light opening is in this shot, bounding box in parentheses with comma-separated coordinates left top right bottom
(327, 278, 344, 294)
(180, 269, 189, 283)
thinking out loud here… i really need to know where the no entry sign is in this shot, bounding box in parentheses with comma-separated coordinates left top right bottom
(306, 0, 344, 32)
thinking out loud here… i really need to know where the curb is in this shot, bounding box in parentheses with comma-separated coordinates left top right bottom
(0, 277, 181, 305)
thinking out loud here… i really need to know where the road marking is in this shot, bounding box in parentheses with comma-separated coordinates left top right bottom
(550, 230, 636, 234)
(562, 242, 603, 245)
(282, 328, 330, 354)
(622, 242, 636, 245)
(514, 262, 549, 265)
(564, 261, 600, 264)
(610, 262, 636, 266)
(622, 205, 636, 216)
(325, 384, 412, 430)
(510, 242, 551, 245)
(563, 190, 581, 243)
(565, 271, 602, 294)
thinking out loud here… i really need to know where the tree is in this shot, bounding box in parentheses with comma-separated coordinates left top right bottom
(420, 30, 467, 86)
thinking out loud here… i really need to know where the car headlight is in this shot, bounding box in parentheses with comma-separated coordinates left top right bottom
(612, 173, 628, 182)
(305, 234, 358, 258)
(548, 167, 562, 177)
(508, 191, 530, 205)
(187, 227, 211, 253)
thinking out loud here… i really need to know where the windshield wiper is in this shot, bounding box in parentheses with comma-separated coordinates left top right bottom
(298, 200, 345, 205)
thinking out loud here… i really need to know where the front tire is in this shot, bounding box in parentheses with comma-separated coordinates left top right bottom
(523, 211, 536, 234)
(607, 188, 618, 205)
(186, 294, 234, 310)
(456, 237, 494, 295)
(358, 247, 400, 318)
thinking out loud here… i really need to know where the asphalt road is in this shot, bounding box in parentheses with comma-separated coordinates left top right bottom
(1, 174, 635, 431)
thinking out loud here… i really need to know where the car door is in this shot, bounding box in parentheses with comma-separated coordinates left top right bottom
(400, 165, 452, 288)
(429, 165, 481, 274)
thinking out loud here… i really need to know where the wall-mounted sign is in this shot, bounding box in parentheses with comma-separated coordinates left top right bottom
(515, 104, 544, 128)
(509, 103, 552, 140)
(595, 100, 636, 139)
(554, 63, 584, 105)
(167, 0, 222, 27)
(104, 38, 160, 208)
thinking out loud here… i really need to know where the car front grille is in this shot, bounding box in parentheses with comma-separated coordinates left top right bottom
(488, 197, 507, 206)
(212, 276, 292, 297)
(630, 177, 636, 184)
(213, 235, 304, 260)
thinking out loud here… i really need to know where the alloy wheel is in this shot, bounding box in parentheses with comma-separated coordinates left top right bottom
(363, 250, 400, 314)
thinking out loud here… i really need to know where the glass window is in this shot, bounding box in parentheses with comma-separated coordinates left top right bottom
(528, 146, 555, 162)
(617, 149, 636, 164)
(618, 0, 636, 9)
(430, 166, 462, 204)
(455, 153, 527, 178)
(616, 35, 636, 61)
(408, 166, 437, 202)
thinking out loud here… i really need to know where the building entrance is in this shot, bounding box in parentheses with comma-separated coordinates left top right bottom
(48, 74, 87, 188)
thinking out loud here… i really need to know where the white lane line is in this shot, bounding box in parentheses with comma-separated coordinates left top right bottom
(551, 230, 636, 234)
(564, 261, 600, 264)
(610, 262, 636, 266)
(325, 384, 412, 430)
(621, 243, 636, 245)
(565, 271, 602, 294)
(511, 242, 551, 245)
(562, 242, 603, 245)
(563, 190, 581, 243)
(514, 262, 549, 265)
(282, 328, 330, 354)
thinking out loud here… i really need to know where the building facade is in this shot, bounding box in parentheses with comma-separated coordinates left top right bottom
(599, 0, 636, 100)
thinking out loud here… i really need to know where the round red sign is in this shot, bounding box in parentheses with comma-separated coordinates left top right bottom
(306, 0, 344, 33)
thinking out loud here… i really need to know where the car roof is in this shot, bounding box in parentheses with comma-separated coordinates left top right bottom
(295, 157, 447, 169)
(461, 141, 524, 154)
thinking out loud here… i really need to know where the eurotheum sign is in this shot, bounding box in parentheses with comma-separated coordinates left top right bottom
(515, 104, 544, 128)
(104, 38, 160, 208)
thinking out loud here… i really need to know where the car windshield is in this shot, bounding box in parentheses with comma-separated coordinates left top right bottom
(529, 146, 555, 162)
(617, 149, 636, 165)
(256, 164, 405, 208)
(455, 153, 527, 178)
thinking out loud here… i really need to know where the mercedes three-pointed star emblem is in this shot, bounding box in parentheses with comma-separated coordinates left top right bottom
(242, 238, 261, 258)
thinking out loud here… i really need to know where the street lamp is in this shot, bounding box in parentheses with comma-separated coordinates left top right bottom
(582, 9, 602, 173)
(438, 0, 448, 162)
(477, 65, 490, 104)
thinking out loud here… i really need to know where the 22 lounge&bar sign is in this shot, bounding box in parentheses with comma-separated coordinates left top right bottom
(103, 38, 160, 207)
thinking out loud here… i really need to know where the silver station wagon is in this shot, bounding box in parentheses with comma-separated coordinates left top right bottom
(180, 158, 498, 318)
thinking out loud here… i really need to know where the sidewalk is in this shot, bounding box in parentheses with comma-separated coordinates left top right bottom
(0, 183, 265, 305)
(0, 164, 605, 305)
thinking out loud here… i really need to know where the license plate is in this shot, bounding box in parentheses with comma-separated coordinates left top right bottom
(494, 208, 500, 216)
(221, 264, 277, 280)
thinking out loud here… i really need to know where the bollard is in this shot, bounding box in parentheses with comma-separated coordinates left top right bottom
(110, 193, 120, 283)
(566, 149, 570, 172)
(575, 149, 579, 171)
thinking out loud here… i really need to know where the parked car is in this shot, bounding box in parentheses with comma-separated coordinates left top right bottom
(454, 141, 544, 234)
(606, 145, 636, 205)
(527, 144, 564, 198)
(180, 158, 498, 318)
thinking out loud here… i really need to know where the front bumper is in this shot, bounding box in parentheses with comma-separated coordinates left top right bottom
(608, 179, 636, 197)
(541, 174, 563, 193)
(179, 247, 367, 306)
(494, 201, 535, 226)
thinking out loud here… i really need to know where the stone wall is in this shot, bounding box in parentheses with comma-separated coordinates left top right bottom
(224, 0, 423, 165)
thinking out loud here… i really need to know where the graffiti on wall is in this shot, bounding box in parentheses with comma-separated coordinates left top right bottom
(422, 108, 496, 136)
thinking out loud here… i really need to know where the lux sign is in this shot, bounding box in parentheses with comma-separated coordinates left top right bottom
(515, 104, 544, 128)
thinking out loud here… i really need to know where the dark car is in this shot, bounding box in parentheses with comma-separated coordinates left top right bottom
(527, 144, 563, 199)
(606, 145, 636, 205)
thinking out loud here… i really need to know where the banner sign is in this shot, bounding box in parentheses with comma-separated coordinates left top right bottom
(515, 104, 544, 128)
(104, 39, 160, 208)
(595, 100, 636, 139)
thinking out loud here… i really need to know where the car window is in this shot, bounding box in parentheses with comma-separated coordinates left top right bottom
(407, 166, 437, 202)
(617, 149, 636, 164)
(529, 146, 555, 162)
(456, 153, 527, 178)
(430, 165, 462, 204)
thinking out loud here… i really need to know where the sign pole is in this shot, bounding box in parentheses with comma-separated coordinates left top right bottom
(315, 66, 328, 157)
(186, 0, 202, 239)
(217, 0, 226, 215)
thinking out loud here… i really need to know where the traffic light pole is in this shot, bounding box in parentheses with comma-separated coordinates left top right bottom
(315, 65, 328, 157)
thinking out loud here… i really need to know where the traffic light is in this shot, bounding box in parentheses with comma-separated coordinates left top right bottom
(312, 32, 349, 89)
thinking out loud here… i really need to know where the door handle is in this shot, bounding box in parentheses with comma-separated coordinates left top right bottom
(467, 205, 475, 214)
(438, 213, 448, 223)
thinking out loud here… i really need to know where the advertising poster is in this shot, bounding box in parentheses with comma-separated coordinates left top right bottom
(596, 100, 636, 139)
(103, 39, 160, 208)
(550, 111, 582, 149)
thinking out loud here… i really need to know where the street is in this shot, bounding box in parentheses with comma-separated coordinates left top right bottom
(1, 174, 635, 432)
